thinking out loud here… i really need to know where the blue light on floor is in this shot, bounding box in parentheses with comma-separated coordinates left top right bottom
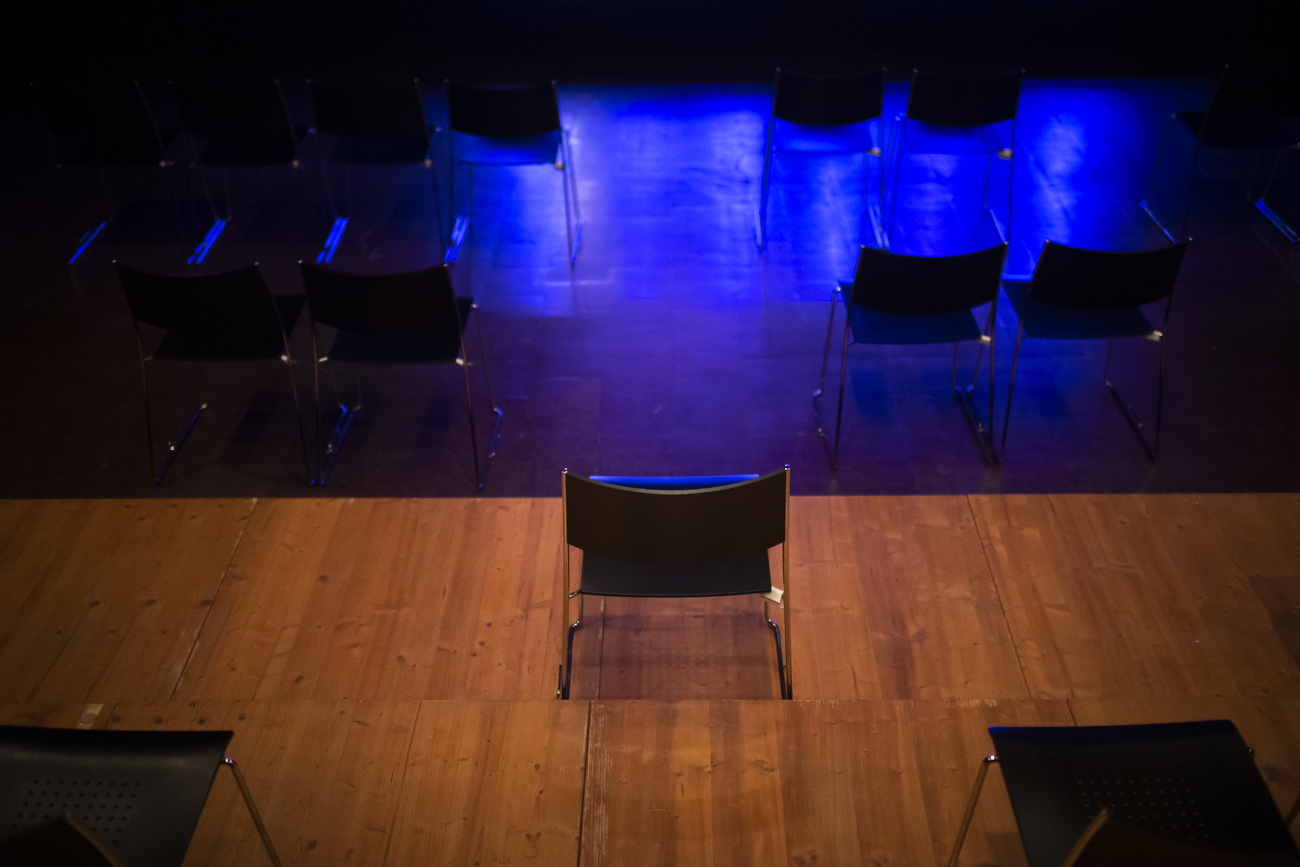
(187, 218, 227, 265)
(67, 221, 106, 265)
(317, 217, 348, 264)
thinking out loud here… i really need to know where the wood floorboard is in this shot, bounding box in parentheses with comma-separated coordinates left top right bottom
(3, 492, 1300, 863)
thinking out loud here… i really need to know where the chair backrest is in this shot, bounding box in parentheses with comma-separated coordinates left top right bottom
(309, 76, 427, 138)
(31, 78, 170, 166)
(905, 69, 1023, 128)
(0, 725, 233, 867)
(1063, 809, 1300, 867)
(300, 262, 464, 337)
(116, 263, 286, 337)
(564, 468, 787, 567)
(173, 76, 298, 164)
(447, 81, 562, 139)
(0, 813, 124, 866)
(1028, 240, 1188, 309)
(772, 68, 885, 127)
(989, 720, 1300, 867)
(848, 243, 1006, 316)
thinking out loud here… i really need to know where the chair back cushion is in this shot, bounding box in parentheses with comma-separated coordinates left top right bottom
(906, 69, 1022, 128)
(565, 469, 786, 567)
(772, 68, 884, 127)
(447, 82, 562, 139)
(0, 725, 232, 867)
(849, 244, 1006, 316)
(301, 263, 464, 336)
(1029, 241, 1187, 309)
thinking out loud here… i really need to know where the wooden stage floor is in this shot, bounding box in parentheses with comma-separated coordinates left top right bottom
(3, 492, 1300, 864)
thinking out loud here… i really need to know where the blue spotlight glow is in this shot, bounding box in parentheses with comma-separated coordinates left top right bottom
(187, 218, 227, 265)
(317, 217, 348, 264)
(67, 222, 107, 265)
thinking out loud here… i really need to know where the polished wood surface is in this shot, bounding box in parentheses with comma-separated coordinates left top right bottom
(3, 493, 1300, 864)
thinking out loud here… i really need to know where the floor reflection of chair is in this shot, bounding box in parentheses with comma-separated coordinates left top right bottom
(1141, 63, 1300, 245)
(558, 469, 791, 700)
(814, 243, 1007, 469)
(173, 76, 306, 264)
(307, 75, 443, 264)
(299, 262, 502, 489)
(756, 67, 887, 249)
(1001, 240, 1188, 459)
(445, 81, 581, 264)
(114, 262, 310, 483)
(946, 720, 1300, 867)
(886, 69, 1023, 251)
(0, 725, 282, 867)
(31, 78, 183, 264)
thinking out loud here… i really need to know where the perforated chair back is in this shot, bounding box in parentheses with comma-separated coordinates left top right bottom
(1028, 241, 1188, 310)
(300, 263, 464, 338)
(0, 725, 233, 867)
(447, 82, 562, 139)
(848, 243, 1006, 316)
(772, 69, 884, 127)
(174, 77, 298, 165)
(1064, 810, 1300, 867)
(116, 263, 295, 359)
(905, 69, 1023, 128)
(989, 721, 1300, 867)
(565, 469, 786, 571)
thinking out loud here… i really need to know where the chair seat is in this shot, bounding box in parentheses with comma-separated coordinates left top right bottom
(453, 131, 562, 166)
(154, 294, 304, 361)
(841, 283, 984, 344)
(1004, 281, 1155, 341)
(327, 130, 432, 165)
(898, 119, 1009, 155)
(1176, 111, 1300, 149)
(579, 550, 772, 598)
(771, 118, 879, 155)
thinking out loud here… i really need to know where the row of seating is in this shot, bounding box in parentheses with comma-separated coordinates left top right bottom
(37, 63, 1299, 272)
(3, 716, 1298, 865)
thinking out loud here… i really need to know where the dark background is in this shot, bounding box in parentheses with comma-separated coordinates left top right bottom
(4, 0, 1290, 83)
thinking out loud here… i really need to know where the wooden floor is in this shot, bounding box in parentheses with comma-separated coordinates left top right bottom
(2, 493, 1300, 864)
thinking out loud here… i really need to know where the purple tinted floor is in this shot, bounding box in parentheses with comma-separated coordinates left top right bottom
(1, 78, 1299, 498)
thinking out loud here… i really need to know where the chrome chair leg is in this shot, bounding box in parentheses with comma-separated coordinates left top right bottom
(812, 285, 843, 468)
(1000, 323, 1026, 456)
(221, 757, 283, 867)
(946, 754, 999, 867)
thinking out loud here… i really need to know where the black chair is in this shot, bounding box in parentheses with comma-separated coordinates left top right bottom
(757, 67, 887, 249)
(172, 76, 305, 264)
(0, 724, 282, 866)
(1063, 809, 1300, 867)
(886, 69, 1023, 251)
(115, 262, 310, 483)
(299, 262, 502, 489)
(945, 720, 1300, 867)
(0, 813, 124, 866)
(445, 81, 581, 264)
(31, 78, 183, 264)
(814, 243, 1007, 469)
(1142, 64, 1300, 245)
(1001, 240, 1188, 459)
(307, 75, 443, 263)
(559, 468, 791, 700)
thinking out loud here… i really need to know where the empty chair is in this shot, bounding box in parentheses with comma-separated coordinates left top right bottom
(1064, 809, 1300, 867)
(115, 262, 309, 483)
(814, 243, 1007, 469)
(0, 724, 282, 866)
(1001, 240, 1188, 459)
(307, 75, 443, 263)
(887, 69, 1023, 251)
(445, 81, 581, 263)
(1142, 63, 1300, 244)
(756, 67, 887, 248)
(172, 76, 305, 264)
(299, 262, 502, 489)
(31, 78, 183, 264)
(946, 720, 1300, 867)
(559, 468, 791, 700)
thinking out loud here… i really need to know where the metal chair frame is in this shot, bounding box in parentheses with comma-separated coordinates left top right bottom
(445, 80, 582, 264)
(756, 67, 888, 250)
(814, 244, 1007, 469)
(559, 469, 792, 701)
